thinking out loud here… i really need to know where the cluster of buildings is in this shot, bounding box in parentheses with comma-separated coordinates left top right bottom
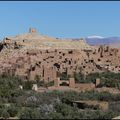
(0, 28, 120, 88)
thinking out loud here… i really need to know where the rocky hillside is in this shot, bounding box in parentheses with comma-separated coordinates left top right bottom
(0, 28, 93, 51)
(0, 28, 120, 82)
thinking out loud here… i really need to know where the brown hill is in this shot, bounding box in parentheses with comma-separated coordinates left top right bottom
(0, 28, 120, 82)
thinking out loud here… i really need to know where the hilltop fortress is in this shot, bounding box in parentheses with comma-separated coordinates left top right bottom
(0, 28, 120, 82)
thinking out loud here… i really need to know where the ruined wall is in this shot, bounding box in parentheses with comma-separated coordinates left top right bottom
(54, 77, 75, 88)
(75, 83, 95, 91)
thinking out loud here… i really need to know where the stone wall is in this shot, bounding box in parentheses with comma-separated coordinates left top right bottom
(54, 77, 75, 88)
(75, 83, 95, 91)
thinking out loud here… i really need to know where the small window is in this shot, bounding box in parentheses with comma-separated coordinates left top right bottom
(68, 50, 73, 54)
(54, 63, 60, 69)
(98, 59, 101, 62)
(59, 56, 62, 59)
(46, 50, 49, 53)
(32, 66, 35, 71)
(63, 53, 65, 56)
(68, 60, 71, 65)
(110, 53, 113, 56)
(74, 61, 77, 64)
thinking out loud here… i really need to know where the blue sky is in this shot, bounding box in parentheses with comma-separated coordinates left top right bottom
(0, 1, 120, 39)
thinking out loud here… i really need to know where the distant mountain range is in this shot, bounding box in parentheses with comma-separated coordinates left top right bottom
(85, 36, 120, 45)
(72, 36, 120, 45)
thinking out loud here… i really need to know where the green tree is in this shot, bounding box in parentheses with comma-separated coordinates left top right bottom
(60, 72, 69, 80)
(23, 81, 33, 90)
(19, 108, 43, 119)
(7, 104, 18, 117)
(74, 72, 85, 83)
(86, 72, 100, 83)
(1, 109, 10, 119)
(49, 112, 64, 119)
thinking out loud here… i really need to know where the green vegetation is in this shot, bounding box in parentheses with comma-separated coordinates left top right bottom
(74, 72, 85, 83)
(60, 72, 70, 80)
(74, 72, 120, 89)
(0, 73, 120, 119)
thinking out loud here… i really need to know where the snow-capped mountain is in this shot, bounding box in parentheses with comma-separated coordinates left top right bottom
(67, 36, 120, 46)
(85, 36, 120, 45)
(87, 35, 104, 39)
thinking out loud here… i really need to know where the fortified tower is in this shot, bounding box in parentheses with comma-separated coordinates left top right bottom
(29, 28, 38, 34)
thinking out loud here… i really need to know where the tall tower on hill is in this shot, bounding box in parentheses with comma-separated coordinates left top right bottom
(29, 28, 38, 34)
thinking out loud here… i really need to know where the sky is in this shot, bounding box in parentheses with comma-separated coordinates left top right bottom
(0, 1, 120, 39)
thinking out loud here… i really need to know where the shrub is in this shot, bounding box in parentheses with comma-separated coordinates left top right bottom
(23, 81, 33, 90)
(46, 81, 54, 87)
(0, 75, 21, 98)
(85, 72, 100, 83)
(74, 72, 85, 83)
(7, 104, 18, 117)
(19, 108, 45, 119)
(1, 109, 10, 119)
(60, 72, 69, 80)
(49, 112, 64, 119)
